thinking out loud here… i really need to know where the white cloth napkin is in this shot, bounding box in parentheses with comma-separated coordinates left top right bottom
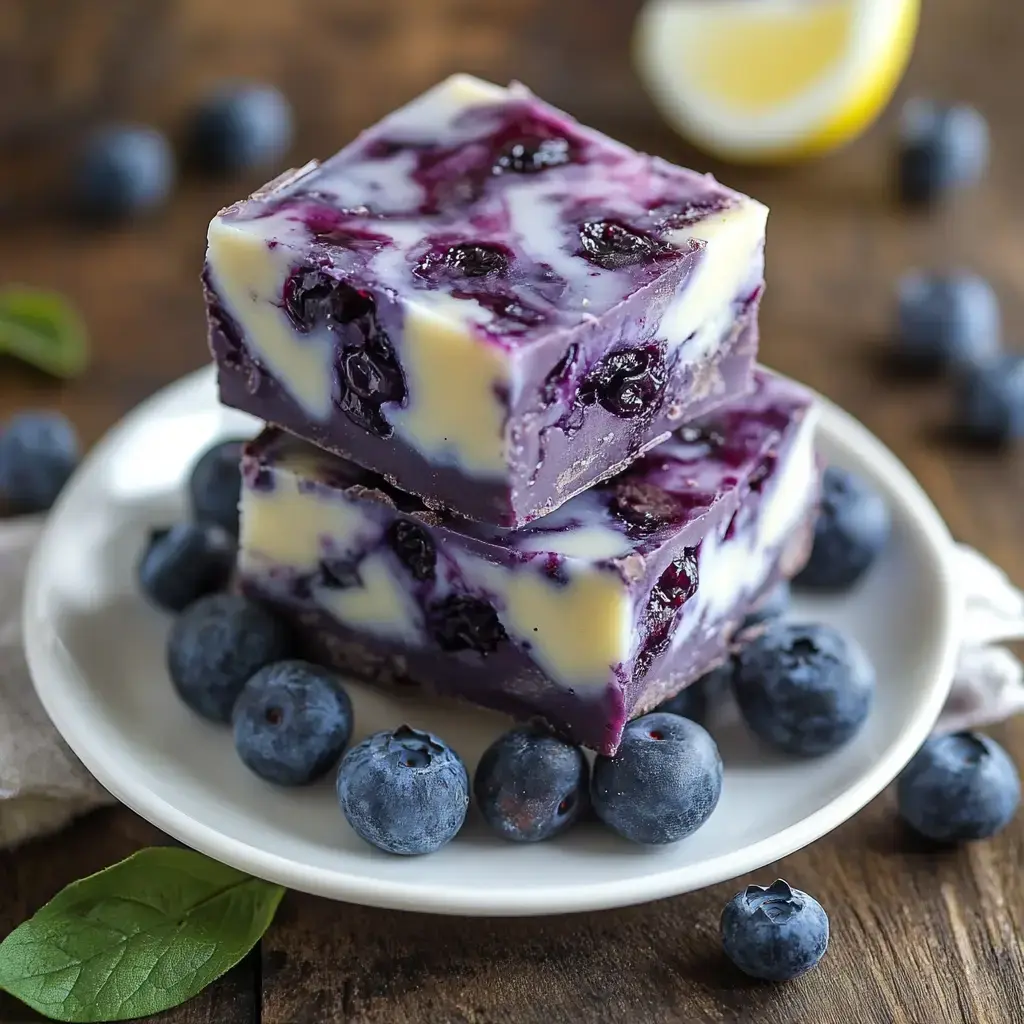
(2, 521, 1024, 850)
(0, 517, 112, 848)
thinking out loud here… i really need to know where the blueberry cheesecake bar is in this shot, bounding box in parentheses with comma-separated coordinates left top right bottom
(236, 369, 817, 754)
(205, 74, 768, 526)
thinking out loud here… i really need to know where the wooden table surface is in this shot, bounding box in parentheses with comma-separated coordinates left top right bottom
(2, 1, 1024, 1021)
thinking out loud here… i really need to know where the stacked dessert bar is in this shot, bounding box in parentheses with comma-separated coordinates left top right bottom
(202, 75, 820, 755)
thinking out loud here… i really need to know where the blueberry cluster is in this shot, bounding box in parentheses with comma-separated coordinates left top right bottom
(893, 100, 1024, 445)
(72, 83, 295, 223)
(140, 445, 1022, 983)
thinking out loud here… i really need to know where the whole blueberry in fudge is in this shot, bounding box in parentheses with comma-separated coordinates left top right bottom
(204, 74, 768, 526)
(236, 370, 819, 755)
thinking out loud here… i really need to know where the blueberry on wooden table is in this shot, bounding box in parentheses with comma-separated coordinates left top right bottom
(188, 82, 294, 175)
(473, 724, 589, 843)
(138, 522, 235, 613)
(895, 271, 1001, 374)
(897, 732, 1020, 843)
(337, 726, 469, 855)
(0, 411, 79, 514)
(72, 125, 175, 222)
(897, 99, 989, 207)
(794, 465, 891, 592)
(953, 354, 1024, 446)
(721, 880, 829, 981)
(732, 622, 875, 758)
(233, 661, 353, 786)
(591, 713, 723, 845)
(166, 593, 292, 723)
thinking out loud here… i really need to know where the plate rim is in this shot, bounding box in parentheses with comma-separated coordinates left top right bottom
(22, 364, 961, 916)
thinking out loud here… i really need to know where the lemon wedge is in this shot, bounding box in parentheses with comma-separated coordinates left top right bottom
(634, 0, 920, 163)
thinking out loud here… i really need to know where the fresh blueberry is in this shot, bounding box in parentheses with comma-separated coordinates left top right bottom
(732, 622, 875, 757)
(795, 466, 891, 592)
(138, 522, 235, 613)
(189, 82, 294, 175)
(742, 580, 791, 630)
(72, 125, 175, 222)
(167, 594, 291, 723)
(337, 725, 469, 855)
(473, 725, 589, 843)
(897, 732, 1020, 843)
(898, 99, 989, 207)
(953, 354, 1024, 446)
(591, 713, 723, 844)
(721, 879, 829, 981)
(656, 662, 732, 725)
(895, 272, 1000, 374)
(232, 660, 353, 786)
(0, 411, 79, 513)
(189, 438, 248, 535)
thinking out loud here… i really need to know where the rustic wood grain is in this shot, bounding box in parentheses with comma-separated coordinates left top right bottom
(2, 0, 1024, 1021)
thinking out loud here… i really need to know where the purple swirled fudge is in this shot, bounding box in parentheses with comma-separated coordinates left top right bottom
(236, 369, 817, 755)
(205, 74, 768, 527)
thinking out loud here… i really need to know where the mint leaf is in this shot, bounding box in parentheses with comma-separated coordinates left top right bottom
(0, 847, 284, 1022)
(0, 287, 90, 379)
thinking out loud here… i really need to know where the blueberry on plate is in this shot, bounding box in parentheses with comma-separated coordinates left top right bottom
(188, 82, 294, 175)
(721, 879, 829, 981)
(473, 724, 589, 843)
(0, 411, 79, 514)
(189, 438, 248, 535)
(897, 99, 989, 207)
(741, 580, 791, 631)
(733, 622, 875, 758)
(897, 732, 1020, 843)
(953, 354, 1024, 447)
(167, 593, 291, 723)
(655, 661, 733, 725)
(72, 124, 175, 222)
(138, 522, 236, 613)
(795, 466, 891, 592)
(337, 726, 469, 855)
(895, 271, 1001, 374)
(233, 661, 353, 786)
(591, 713, 722, 845)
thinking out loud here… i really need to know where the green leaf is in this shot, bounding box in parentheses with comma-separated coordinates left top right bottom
(0, 287, 90, 379)
(0, 847, 285, 1023)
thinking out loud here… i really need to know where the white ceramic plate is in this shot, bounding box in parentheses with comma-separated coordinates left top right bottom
(24, 366, 958, 917)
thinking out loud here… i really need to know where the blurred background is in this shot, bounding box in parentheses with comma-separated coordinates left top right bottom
(0, 0, 1021, 564)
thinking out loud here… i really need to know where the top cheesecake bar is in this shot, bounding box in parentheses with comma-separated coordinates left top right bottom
(204, 74, 768, 526)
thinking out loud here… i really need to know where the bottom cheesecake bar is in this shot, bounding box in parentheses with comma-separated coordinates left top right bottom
(237, 369, 820, 754)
